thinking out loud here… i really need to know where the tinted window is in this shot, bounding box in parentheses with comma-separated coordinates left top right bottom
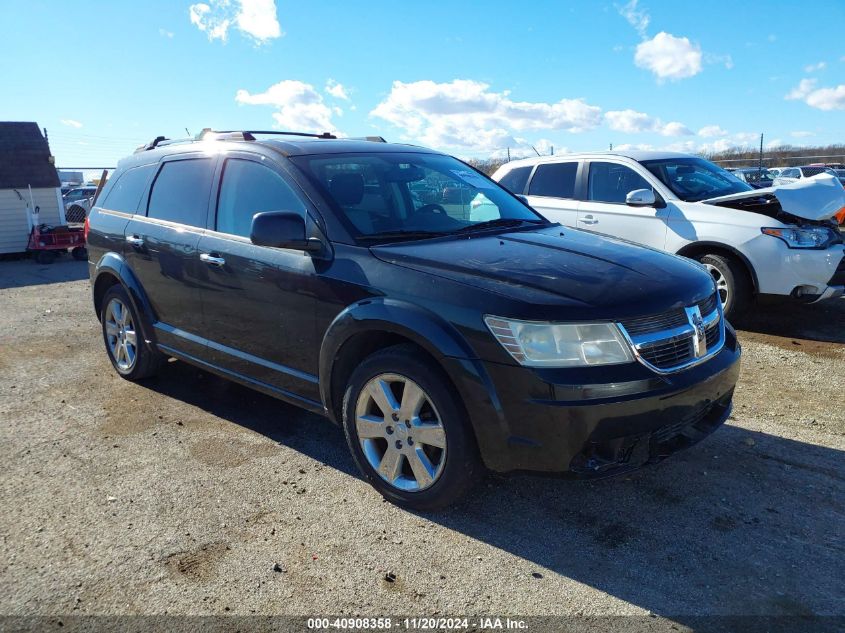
(642, 157, 752, 202)
(102, 165, 154, 214)
(528, 162, 578, 198)
(588, 162, 654, 204)
(498, 166, 532, 194)
(147, 159, 214, 227)
(216, 159, 307, 238)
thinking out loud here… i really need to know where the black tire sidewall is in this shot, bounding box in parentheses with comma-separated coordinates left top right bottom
(341, 347, 479, 510)
(699, 253, 749, 319)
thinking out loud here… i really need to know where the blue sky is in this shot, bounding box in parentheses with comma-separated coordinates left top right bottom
(2, 0, 843, 169)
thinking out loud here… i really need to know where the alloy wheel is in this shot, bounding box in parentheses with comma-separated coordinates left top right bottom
(104, 298, 137, 372)
(703, 263, 730, 310)
(355, 373, 447, 492)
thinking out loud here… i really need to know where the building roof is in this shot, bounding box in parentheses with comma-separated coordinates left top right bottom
(0, 122, 60, 189)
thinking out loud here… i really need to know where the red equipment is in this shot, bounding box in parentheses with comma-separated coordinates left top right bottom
(27, 223, 87, 264)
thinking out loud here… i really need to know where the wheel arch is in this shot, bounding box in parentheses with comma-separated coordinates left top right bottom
(319, 299, 489, 426)
(92, 252, 157, 345)
(675, 241, 759, 293)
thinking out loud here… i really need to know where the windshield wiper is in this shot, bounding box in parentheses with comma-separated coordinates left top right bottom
(357, 229, 449, 243)
(455, 218, 547, 233)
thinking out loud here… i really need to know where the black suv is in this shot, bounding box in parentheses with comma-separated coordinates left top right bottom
(88, 131, 741, 509)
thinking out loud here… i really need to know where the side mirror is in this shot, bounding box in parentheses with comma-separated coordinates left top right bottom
(625, 189, 656, 207)
(250, 211, 322, 253)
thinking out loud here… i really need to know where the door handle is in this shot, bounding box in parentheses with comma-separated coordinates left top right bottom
(200, 253, 226, 267)
(125, 235, 144, 247)
(579, 215, 598, 225)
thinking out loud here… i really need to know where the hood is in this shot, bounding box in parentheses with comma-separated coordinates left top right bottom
(704, 173, 845, 221)
(371, 226, 714, 319)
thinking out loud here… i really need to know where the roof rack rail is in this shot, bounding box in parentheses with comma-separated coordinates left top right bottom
(350, 136, 387, 143)
(134, 135, 168, 153)
(133, 135, 196, 153)
(197, 129, 338, 141)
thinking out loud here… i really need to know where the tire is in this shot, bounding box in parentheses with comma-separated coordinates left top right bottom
(33, 250, 57, 265)
(697, 253, 751, 320)
(71, 246, 88, 261)
(100, 285, 163, 381)
(341, 344, 482, 510)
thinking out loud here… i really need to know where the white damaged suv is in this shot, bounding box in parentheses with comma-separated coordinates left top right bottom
(492, 151, 845, 318)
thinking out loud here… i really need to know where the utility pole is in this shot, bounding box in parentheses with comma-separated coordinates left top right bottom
(759, 133, 764, 175)
(550, 145, 554, 156)
(507, 147, 510, 162)
(609, 142, 613, 151)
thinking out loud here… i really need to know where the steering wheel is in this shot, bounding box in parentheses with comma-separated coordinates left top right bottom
(415, 203, 447, 215)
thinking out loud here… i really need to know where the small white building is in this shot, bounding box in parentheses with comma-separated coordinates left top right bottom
(0, 122, 65, 254)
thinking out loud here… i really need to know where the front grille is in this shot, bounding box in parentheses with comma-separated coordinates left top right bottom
(639, 337, 693, 367)
(620, 294, 718, 336)
(619, 292, 724, 372)
(652, 402, 713, 443)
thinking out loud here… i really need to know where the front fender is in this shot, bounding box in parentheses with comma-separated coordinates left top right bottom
(92, 252, 157, 346)
(318, 299, 510, 465)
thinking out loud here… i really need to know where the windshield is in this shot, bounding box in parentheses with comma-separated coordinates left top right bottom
(291, 152, 546, 241)
(642, 157, 754, 202)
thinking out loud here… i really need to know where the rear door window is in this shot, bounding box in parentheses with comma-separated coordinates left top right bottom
(102, 164, 155, 214)
(588, 162, 652, 204)
(147, 158, 215, 227)
(528, 162, 578, 198)
(498, 166, 532, 194)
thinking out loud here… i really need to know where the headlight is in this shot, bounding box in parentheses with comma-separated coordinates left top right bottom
(484, 316, 633, 367)
(761, 226, 838, 249)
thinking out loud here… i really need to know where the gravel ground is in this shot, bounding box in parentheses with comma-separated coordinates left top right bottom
(0, 258, 843, 626)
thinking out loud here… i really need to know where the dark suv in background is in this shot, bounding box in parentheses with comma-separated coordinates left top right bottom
(87, 130, 741, 509)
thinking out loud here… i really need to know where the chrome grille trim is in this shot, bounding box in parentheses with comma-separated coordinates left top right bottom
(617, 294, 725, 374)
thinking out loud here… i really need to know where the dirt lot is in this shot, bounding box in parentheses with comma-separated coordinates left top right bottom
(1, 258, 843, 626)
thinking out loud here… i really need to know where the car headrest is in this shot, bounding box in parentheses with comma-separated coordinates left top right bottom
(329, 173, 365, 206)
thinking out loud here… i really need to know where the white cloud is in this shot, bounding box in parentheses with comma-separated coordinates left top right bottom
(235, 80, 339, 132)
(491, 139, 562, 160)
(635, 32, 702, 81)
(614, 143, 655, 151)
(786, 78, 817, 100)
(733, 132, 759, 144)
(159, 28, 174, 38)
(804, 61, 826, 73)
(325, 79, 350, 101)
(604, 109, 692, 136)
(370, 79, 602, 152)
(768, 34, 777, 42)
(790, 130, 814, 138)
(617, 0, 650, 38)
(60, 119, 83, 129)
(698, 125, 728, 138)
(189, 0, 281, 44)
(786, 78, 845, 111)
(765, 139, 784, 149)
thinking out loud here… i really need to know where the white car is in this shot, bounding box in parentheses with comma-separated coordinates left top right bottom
(772, 165, 838, 187)
(492, 151, 845, 318)
(63, 186, 98, 223)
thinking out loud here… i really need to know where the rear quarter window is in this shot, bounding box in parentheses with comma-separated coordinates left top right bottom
(101, 164, 155, 214)
(497, 166, 532, 194)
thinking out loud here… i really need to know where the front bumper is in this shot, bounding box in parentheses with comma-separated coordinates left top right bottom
(454, 327, 741, 474)
(753, 239, 845, 300)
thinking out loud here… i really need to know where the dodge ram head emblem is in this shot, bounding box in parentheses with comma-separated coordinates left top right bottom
(685, 305, 707, 358)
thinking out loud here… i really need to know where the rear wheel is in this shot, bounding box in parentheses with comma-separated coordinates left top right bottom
(71, 246, 88, 261)
(100, 285, 163, 380)
(697, 253, 751, 320)
(342, 345, 481, 510)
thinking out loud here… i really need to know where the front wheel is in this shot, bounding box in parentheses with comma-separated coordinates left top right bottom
(697, 253, 751, 320)
(342, 345, 481, 510)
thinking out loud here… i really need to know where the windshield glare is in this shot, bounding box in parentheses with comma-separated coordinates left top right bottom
(292, 152, 545, 241)
(642, 157, 754, 202)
